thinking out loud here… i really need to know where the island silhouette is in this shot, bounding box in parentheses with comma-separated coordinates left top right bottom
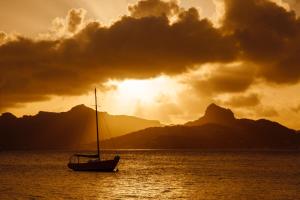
(0, 104, 161, 150)
(1, 103, 299, 150)
(102, 104, 300, 149)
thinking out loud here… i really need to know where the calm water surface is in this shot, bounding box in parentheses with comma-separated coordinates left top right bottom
(0, 150, 300, 199)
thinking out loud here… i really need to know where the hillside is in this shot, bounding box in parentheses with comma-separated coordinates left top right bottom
(0, 104, 161, 149)
(102, 104, 300, 149)
(1, 103, 300, 150)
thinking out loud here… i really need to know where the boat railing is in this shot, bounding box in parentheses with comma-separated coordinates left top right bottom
(69, 153, 99, 164)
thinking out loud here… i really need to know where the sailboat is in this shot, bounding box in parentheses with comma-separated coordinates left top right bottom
(68, 88, 120, 172)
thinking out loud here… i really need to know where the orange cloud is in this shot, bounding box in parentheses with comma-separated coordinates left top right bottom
(184, 63, 256, 96)
(220, 93, 261, 108)
(2, 0, 300, 112)
(224, 0, 300, 83)
(0, 0, 237, 110)
(67, 8, 87, 33)
(129, 0, 180, 18)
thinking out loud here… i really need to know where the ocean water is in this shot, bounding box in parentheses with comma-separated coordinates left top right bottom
(0, 150, 300, 200)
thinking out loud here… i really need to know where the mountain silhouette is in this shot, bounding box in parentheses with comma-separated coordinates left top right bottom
(1, 103, 300, 150)
(185, 103, 235, 126)
(102, 104, 300, 149)
(0, 105, 161, 149)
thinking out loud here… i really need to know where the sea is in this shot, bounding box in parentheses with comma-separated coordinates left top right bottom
(0, 150, 300, 200)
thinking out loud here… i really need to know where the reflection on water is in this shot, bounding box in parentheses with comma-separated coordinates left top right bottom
(0, 150, 300, 199)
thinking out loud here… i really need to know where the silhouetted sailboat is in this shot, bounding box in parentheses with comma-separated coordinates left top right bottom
(68, 88, 120, 172)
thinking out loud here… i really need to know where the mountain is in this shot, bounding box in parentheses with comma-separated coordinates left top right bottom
(102, 104, 300, 149)
(0, 105, 161, 149)
(2, 103, 300, 150)
(185, 103, 235, 126)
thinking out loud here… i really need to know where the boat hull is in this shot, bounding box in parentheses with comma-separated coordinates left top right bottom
(68, 157, 120, 172)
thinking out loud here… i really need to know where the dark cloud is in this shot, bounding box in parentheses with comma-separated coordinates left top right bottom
(129, 0, 180, 18)
(0, 0, 237, 110)
(286, 0, 300, 15)
(2, 0, 300, 111)
(221, 93, 261, 108)
(187, 63, 256, 96)
(223, 0, 300, 83)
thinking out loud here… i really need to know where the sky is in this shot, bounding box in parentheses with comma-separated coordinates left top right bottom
(1, 0, 300, 129)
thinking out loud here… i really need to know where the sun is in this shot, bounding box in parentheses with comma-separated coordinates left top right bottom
(100, 76, 182, 116)
(117, 79, 158, 103)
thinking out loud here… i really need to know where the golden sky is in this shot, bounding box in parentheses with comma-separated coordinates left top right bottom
(1, 0, 300, 129)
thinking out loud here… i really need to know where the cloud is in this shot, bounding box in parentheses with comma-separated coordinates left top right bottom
(48, 17, 66, 38)
(256, 106, 279, 117)
(223, 0, 300, 83)
(212, 0, 226, 27)
(2, 0, 300, 112)
(184, 62, 256, 96)
(67, 8, 87, 33)
(0, 0, 237, 110)
(0, 31, 6, 44)
(220, 93, 261, 108)
(270, 0, 290, 10)
(286, 0, 300, 16)
(134, 95, 183, 123)
(39, 8, 87, 39)
(129, 0, 180, 18)
(291, 104, 300, 112)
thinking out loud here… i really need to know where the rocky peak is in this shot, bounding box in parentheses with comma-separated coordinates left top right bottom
(70, 104, 91, 112)
(204, 103, 235, 122)
(0, 112, 17, 120)
(185, 103, 236, 126)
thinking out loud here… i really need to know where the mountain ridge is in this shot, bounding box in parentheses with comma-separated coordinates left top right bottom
(185, 103, 236, 126)
(102, 104, 300, 149)
(1, 103, 299, 150)
(0, 104, 161, 149)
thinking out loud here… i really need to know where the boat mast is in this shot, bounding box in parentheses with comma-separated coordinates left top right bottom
(95, 88, 100, 159)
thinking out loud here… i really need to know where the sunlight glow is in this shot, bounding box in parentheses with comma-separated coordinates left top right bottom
(107, 76, 179, 103)
(100, 76, 183, 117)
(117, 79, 160, 103)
